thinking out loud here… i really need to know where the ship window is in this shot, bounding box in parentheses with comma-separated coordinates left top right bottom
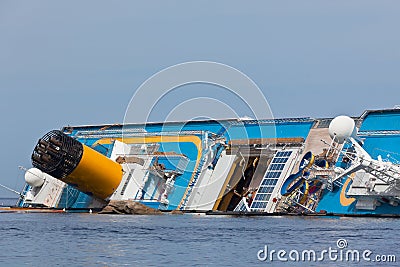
(258, 185, 275, 194)
(276, 151, 284, 157)
(251, 201, 267, 209)
(233, 198, 249, 212)
(255, 194, 265, 201)
(251, 149, 293, 212)
(275, 151, 292, 158)
(272, 157, 288, 164)
(262, 179, 274, 186)
(258, 186, 267, 193)
(255, 194, 271, 201)
(269, 163, 285, 171)
(265, 171, 281, 179)
(265, 171, 278, 178)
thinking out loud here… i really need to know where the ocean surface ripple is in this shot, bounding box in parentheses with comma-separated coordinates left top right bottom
(0, 202, 399, 266)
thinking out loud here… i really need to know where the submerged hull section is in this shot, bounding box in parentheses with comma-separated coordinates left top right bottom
(17, 108, 400, 215)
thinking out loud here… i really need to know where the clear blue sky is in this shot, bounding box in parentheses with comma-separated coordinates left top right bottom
(1, 1, 399, 196)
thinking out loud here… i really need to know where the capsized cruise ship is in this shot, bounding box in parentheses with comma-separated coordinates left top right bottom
(15, 108, 400, 215)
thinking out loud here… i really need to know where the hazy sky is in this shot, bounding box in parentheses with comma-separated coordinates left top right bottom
(1, 1, 399, 196)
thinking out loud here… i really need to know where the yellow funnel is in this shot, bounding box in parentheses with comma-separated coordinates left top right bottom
(32, 130, 123, 200)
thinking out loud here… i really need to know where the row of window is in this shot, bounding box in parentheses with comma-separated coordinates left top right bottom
(269, 163, 286, 171)
(251, 150, 293, 211)
(261, 178, 279, 186)
(257, 183, 278, 193)
(272, 157, 289, 164)
(251, 201, 268, 209)
(255, 193, 272, 201)
(276, 151, 292, 157)
(265, 171, 282, 179)
(234, 200, 248, 212)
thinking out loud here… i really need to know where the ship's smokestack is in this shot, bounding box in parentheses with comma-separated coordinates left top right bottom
(31, 130, 123, 200)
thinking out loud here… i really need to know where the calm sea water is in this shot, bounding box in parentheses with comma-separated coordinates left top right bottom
(0, 198, 399, 266)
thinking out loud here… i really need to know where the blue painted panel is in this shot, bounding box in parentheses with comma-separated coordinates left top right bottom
(274, 123, 313, 139)
(317, 175, 400, 215)
(361, 135, 400, 160)
(71, 192, 93, 208)
(157, 142, 199, 209)
(227, 122, 313, 140)
(360, 111, 400, 131)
